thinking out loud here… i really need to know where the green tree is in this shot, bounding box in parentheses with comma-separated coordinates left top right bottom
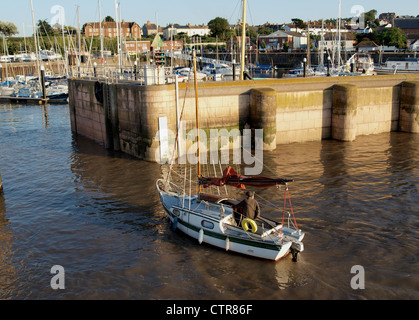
(37, 19, 53, 36)
(257, 26, 273, 35)
(291, 18, 307, 29)
(104, 16, 115, 22)
(363, 9, 377, 26)
(378, 28, 407, 49)
(0, 21, 18, 36)
(208, 17, 229, 39)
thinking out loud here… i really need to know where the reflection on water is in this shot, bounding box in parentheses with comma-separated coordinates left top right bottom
(0, 103, 418, 300)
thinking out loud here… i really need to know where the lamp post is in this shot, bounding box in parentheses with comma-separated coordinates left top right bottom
(303, 58, 307, 77)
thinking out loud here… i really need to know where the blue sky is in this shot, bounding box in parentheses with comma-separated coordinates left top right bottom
(1, 0, 418, 36)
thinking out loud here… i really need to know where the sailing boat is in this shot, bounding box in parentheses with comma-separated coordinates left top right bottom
(156, 51, 305, 262)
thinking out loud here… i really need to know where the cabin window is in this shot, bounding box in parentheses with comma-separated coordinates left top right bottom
(201, 220, 214, 229)
(173, 209, 180, 217)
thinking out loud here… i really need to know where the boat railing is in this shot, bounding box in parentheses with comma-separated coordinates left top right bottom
(69, 60, 236, 85)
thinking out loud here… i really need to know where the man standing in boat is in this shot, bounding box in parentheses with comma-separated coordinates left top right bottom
(233, 191, 260, 225)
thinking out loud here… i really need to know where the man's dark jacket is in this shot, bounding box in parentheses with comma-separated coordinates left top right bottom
(235, 198, 260, 220)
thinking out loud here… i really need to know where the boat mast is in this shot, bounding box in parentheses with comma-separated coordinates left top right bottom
(114, 0, 120, 76)
(307, 22, 310, 69)
(192, 49, 202, 194)
(30, 0, 41, 87)
(320, 19, 324, 67)
(99, 0, 104, 63)
(61, 12, 68, 76)
(77, 5, 82, 67)
(240, 0, 247, 80)
(2, 34, 9, 85)
(337, 0, 342, 69)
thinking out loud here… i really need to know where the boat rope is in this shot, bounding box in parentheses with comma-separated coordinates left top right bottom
(281, 186, 299, 234)
(165, 75, 193, 186)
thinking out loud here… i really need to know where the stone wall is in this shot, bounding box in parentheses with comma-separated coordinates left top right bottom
(69, 73, 419, 163)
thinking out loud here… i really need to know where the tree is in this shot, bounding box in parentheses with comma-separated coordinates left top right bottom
(378, 28, 407, 49)
(0, 21, 18, 36)
(104, 16, 115, 22)
(37, 19, 53, 36)
(291, 18, 307, 29)
(257, 26, 273, 35)
(208, 17, 229, 39)
(364, 9, 377, 25)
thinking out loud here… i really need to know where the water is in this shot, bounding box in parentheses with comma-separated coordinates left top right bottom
(0, 103, 418, 300)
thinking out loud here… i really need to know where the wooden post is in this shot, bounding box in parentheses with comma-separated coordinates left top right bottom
(40, 65, 47, 101)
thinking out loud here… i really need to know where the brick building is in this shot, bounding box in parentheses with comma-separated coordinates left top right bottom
(84, 20, 141, 39)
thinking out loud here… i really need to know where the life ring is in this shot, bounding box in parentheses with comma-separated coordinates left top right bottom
(242, 218, 257, 233)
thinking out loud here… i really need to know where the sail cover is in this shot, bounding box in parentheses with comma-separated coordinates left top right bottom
(199, 166, 293, 189)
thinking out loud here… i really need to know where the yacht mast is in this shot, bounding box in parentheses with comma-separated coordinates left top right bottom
(61, 12, 68, 76)
(240, 0, 247, 80)
(99, 0, 104, 63)
(30, 0, 41, 87)
(192, 49, 202, 194)
(320, 19, 324, 67)
(114, 0, 120, 75)
(337, 0, 342, 68)
(77, 5, 82, 66)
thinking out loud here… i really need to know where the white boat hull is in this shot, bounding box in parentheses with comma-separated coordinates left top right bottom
(157, 180, 304, 261)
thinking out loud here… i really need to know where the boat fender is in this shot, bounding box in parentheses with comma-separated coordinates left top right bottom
(198, 229, 204, 244)
(94, 81, 104, 104)
(226, 237, 230, 251)
(173, 217, 178, 231)
(242, 218, 257, 233)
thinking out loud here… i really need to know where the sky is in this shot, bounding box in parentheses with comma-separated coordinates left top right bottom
(0, 0, 418, 37)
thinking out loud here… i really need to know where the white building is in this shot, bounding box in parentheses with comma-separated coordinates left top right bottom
(163, 24, 210, 40)
(410, 39, 419, 51)
(320, 32, 355, 52)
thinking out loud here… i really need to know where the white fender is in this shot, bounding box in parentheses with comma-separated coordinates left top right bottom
(226, 237, 230, 251)
(198, 229, 204, 244)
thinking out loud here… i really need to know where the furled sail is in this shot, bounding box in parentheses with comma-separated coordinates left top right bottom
(199, 166, 293, 189)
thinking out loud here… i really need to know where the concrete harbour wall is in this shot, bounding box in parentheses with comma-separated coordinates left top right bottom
(68, 74, 419, 162)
